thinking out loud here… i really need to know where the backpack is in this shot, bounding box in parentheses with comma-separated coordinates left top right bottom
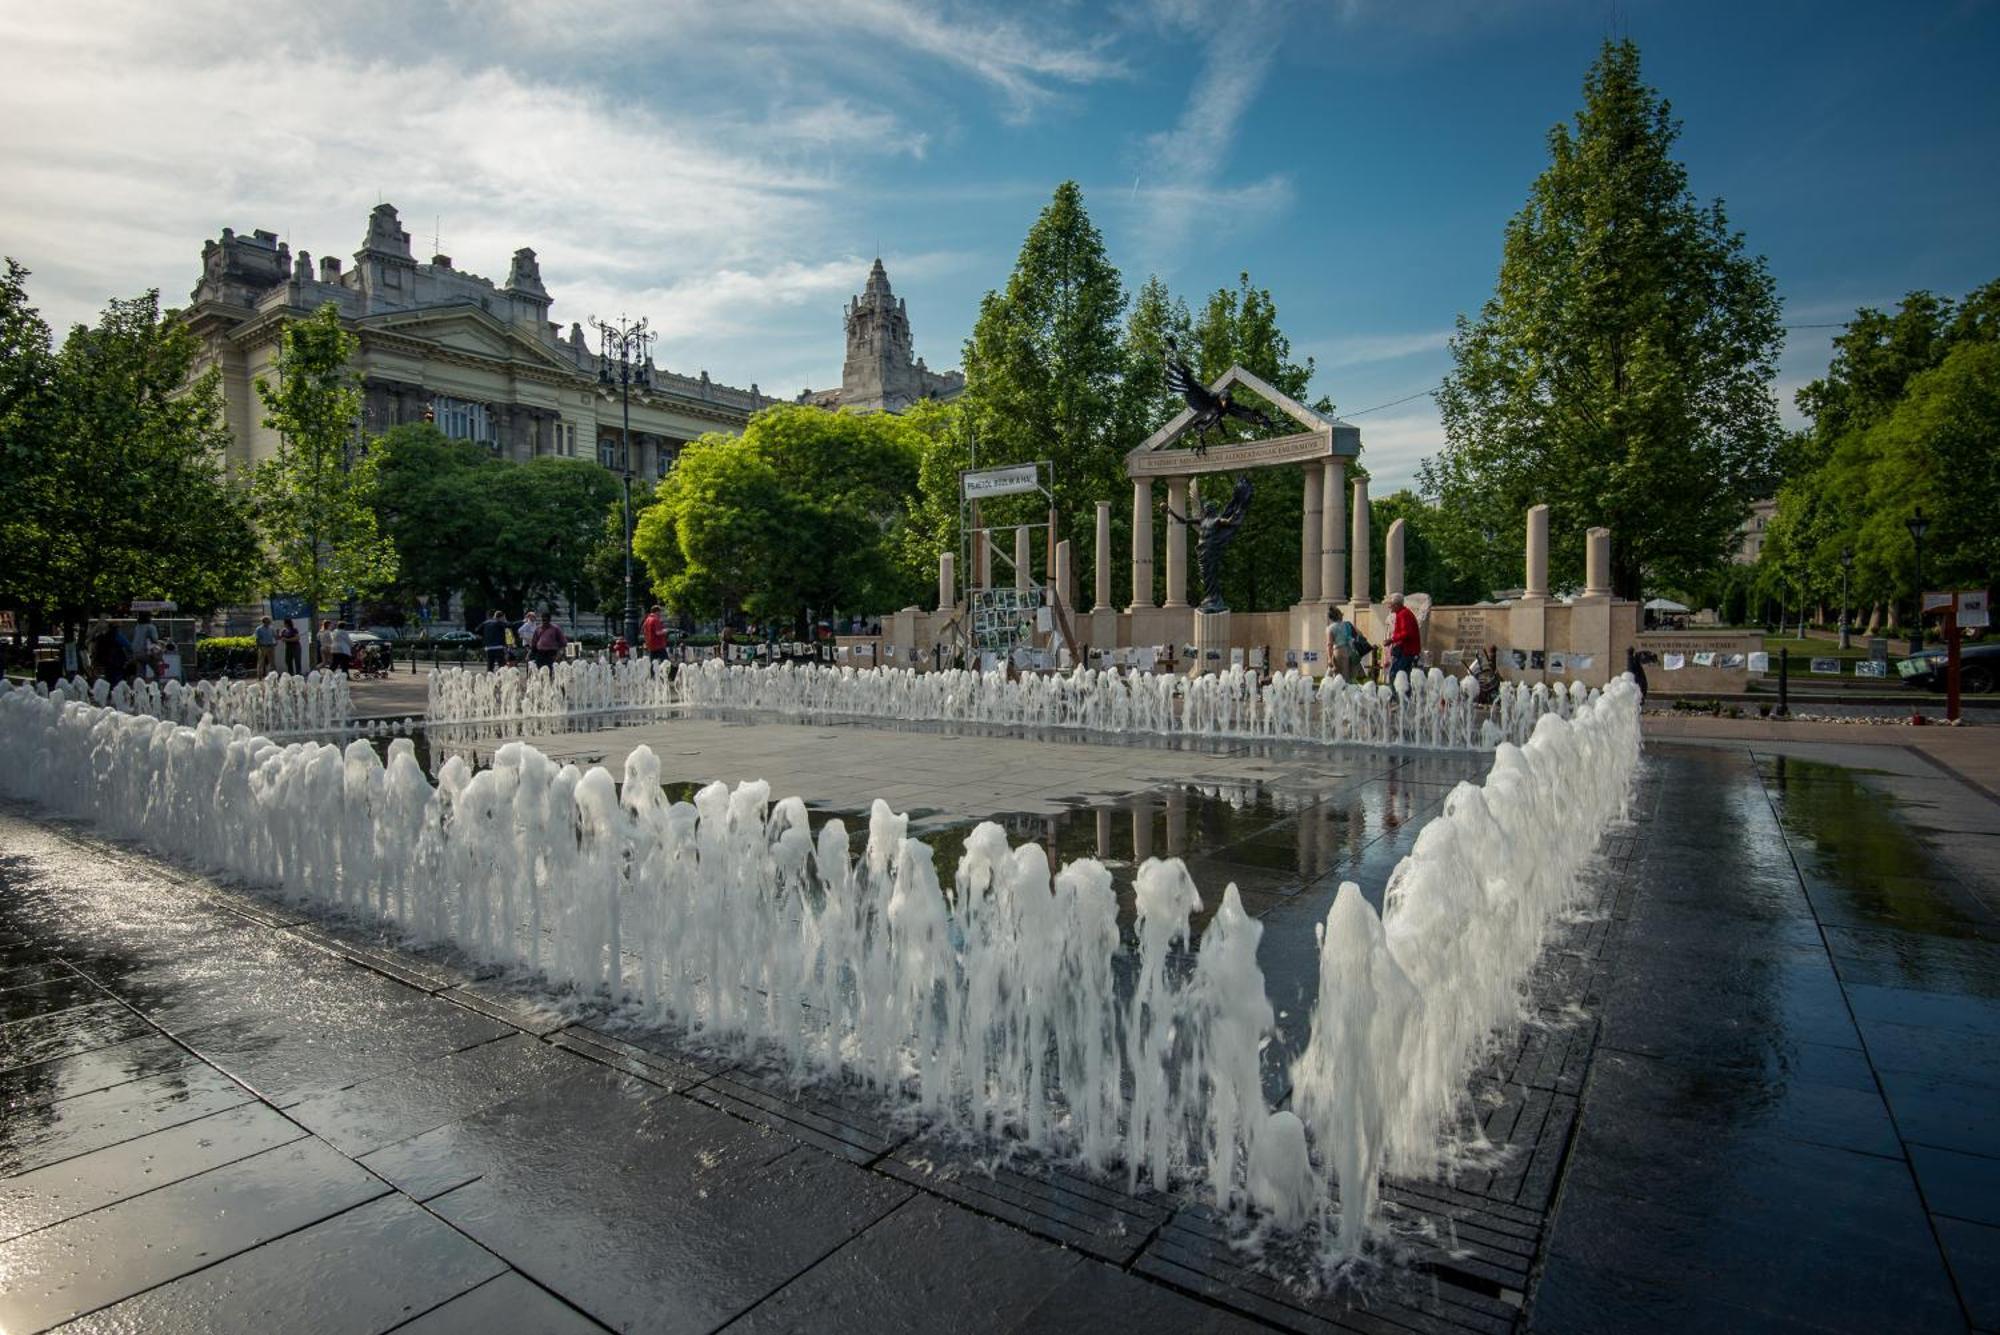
(1350, 628, 1375, 663)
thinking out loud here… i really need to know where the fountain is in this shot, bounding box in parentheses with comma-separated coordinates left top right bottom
(0, 674, 1641, 1272)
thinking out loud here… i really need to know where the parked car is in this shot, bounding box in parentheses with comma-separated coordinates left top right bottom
(361, 625, 402, 642)
(1897, 642, 1999, 693)
(424, 628, 480, 645)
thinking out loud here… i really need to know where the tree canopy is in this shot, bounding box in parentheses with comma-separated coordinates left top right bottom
(0, 268, 261, 631)
(634, 405, 925, 629)
(1422, 39, 1784, 600)
(251, 303, 397, 620)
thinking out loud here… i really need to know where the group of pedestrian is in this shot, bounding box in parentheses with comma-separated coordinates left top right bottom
(86, 611, 173, 684)
(477, 608, 569, 672)
(252, 616, 308, 675)
(1325, 591, 1425, 682)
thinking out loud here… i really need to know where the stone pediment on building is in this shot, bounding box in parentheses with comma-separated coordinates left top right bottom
(1126, 365, 1360, 478)
(360, 305, 577, 373)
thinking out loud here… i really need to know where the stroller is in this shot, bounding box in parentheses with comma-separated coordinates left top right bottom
(354, 640, 394, 680)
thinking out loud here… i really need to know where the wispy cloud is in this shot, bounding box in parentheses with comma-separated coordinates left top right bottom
(1132, 0, 1288, 264)
(1349, 408, 1444, 494)
(1314, 329, 1454, 368)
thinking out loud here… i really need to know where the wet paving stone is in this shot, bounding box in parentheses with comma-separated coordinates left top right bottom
(0, 1032, 194, 1110)
(0, 1001, 152, 1075)
(0, 1137, 389, 1332)
(284, 1033, 592, 1157)
(415, 1081, 910, 1334)
(393, 1272, 609, 1334)
(0, 1102, 305, 1242)
(1909, 1143, 2000, 1228)
(732, 1193, 1261, 1334)
(1935, 1215, 2000, 1331)
(57, 1193, 505, 1335)
(0, 1061, 253, 1178)
(1823, 922, 2000, 998)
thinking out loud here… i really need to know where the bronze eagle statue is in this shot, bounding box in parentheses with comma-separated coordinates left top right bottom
(1164, 339, 1280, 454)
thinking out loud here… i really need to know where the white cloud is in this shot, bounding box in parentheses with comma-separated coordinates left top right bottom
(1349, 407, 1443, 494)
(1314, 329, 1453, 368)
(1132, 0, 1287, 264)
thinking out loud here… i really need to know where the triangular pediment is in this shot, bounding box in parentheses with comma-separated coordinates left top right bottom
(1125, 365, 1360, 477)
(360, 304, 574, 371)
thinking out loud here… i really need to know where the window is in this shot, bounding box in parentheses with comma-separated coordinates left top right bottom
(598, 437, 628, 470)
(432, 396, 492, 445)
(656, 448, 673, 479)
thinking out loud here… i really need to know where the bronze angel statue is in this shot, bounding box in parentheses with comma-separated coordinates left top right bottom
(1164, 475, 1254, 613)
(1165, 338, 1280, 455)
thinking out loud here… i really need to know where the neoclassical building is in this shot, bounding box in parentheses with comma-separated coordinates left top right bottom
(184, 203, 768, 482)
(796, 258, 963, 412)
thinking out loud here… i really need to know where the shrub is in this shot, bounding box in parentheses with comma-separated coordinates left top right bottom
(195, 636, 258, 674)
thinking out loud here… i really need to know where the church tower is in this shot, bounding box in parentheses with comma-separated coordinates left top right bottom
(830, 258, 962, 413)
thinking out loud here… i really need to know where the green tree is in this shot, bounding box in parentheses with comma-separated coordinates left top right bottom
(0, 259, 54, 633)
(251, 303, 397, 639)
(634, 405, 925, 629)
(371, 422, 500, 617)
(1370, 491, 1489, 605)
(9, 287, 261, 632)
(1182, 272, 1327, 612)
(1121, 274, 1193, 439)
(959, 182, 1130, 570)
(476, 457, 622, 618)
(1422, 40, 1783, 600)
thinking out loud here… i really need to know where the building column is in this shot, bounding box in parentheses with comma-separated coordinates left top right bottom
(1584, 526, 1612, 598)
(1524, 503, 1551, 600)
(1350, 477, 1371, 605)
(938, 551, 955, 611)
(1055, 539, 1074, 610)
(1015, 525, 1032, 592)
(1129, 479, 1154, 611)
(1093, 502, 1113, 612)
(1323, 460, 1346, 602)
(1384, 518, 1407, 598)
(1164, 477, 1190, 609)
(1301, 464, 1323, 602)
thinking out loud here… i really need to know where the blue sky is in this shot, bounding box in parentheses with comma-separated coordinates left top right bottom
(2, 1, 1995, 492)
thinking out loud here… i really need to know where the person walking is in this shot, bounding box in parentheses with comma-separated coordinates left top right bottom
(315, 619, 336, 671)
(253, 616, 276, 676)
(330, 621, 355, 674)
(514, 610, 538, 666)
(641, 604, 669, 664)
(1326, 606, 1356, 679)
(279, 618, 301, 674)
(128, 612, 159, 681)
(479, 609, 510, 671)
(1385, 592, 1422, 684)
(90, 620, 129, 683)
(529, 608, 567, 671)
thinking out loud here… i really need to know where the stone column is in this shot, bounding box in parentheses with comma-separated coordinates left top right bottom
(1384, 518, 1407, 598)
(1584, 526, 1612, 598)
(1350, 477, 1371, 605)
(971, 500, 987, 589)
(1323, 460, 1346, 602)
(1301, 464, 1323, 602)
(1055, 539, 1073, 609)
(938, 551, 955, 612)
(1130, 479, 1155, 611)
(1015, 525, 1032, 592)
(1524, 504, 1551, 600)
(1164, 478, 1190, 609)
(1093, 501, 1112, 612)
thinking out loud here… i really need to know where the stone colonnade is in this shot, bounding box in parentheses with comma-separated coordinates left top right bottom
(1120, 459, 1354, 612)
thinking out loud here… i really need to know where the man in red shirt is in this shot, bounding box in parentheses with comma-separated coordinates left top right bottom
(1386, 591, 1423, 683)
(641, 604, 669, 663)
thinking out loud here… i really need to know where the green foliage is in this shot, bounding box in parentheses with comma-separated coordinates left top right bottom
(1765, 281, 2000, 620)
(1369, 491, 1489, 604)
(634, 405, 925, 627)
(371, 422, 498, 608)
(251, 303, 397, 617)
(1422, 40, 1784, 600)
(958, 182, 1131, 567)
(1, 275, 261, 629)
(478, 457, 623, 616)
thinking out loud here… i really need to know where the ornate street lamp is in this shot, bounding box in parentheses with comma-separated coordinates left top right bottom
(1839, 546, 1854, 650)
(594, 315, 652, 653)
(1907, 507, 1930, 652)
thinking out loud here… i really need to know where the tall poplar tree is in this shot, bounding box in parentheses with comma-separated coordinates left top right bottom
(959, 182, 1129, 573)
(251, 303, 397, 641)
(1423, 40, 1782, 599)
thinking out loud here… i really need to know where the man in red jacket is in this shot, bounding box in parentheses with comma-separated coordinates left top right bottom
(641, 604, 669, 663)
(1386, 591, 1423, 683)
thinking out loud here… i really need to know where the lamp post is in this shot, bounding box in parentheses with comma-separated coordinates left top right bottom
(594, 315, 652, 654)
(1907, 507, 1930, 653)
(1839, 546, 1854, 650)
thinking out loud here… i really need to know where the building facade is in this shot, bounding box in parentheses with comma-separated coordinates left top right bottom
(1736, 497, 1778, 564)
(797, 259, 962, 412)
(184, 204, 767, 485)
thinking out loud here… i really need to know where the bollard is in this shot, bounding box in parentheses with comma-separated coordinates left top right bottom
(1776, 646, 1789, 717)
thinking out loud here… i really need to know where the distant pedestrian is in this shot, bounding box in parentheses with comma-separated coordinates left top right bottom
(279, 618, 301, 673)
(90, 620, 129, 683)
(331, 621, 354, 673)
(316, 619, 335, 670)
(1385, 592, 1422, 684)
(253, 616, 276, 676)
(128, 612, 159, 680)
(529, 608, 567, 671)
(1627, 647, 1649, 700)
(515, 610, 538, 666)
(642, 604, 669, 663)
(1326, 605, 1356, 679)
(479, 609, 509, 671)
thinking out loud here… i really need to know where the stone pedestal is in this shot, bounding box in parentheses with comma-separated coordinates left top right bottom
(1192, 608, 1230, 677)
